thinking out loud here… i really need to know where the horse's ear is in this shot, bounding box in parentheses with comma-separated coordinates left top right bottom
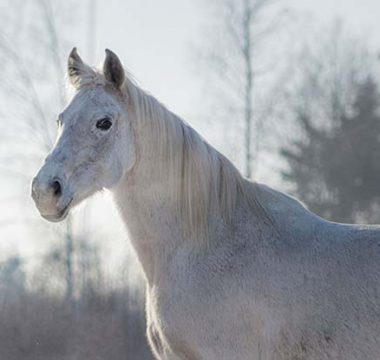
(67, 47, 93, 89)
(67, 47, 83, 88)
(103, 49, 125, 89)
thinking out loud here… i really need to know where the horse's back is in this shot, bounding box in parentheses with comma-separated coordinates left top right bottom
(239, 184, 380, 359)
(149, 184, 380, 359)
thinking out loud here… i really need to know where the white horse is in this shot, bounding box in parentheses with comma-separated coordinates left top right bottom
(32, 48, 380, 360)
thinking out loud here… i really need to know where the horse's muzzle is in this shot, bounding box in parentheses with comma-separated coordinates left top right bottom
(31, 174, 71, 222)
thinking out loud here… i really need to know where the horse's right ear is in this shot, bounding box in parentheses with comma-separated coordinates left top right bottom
(67, 47, 92, 89)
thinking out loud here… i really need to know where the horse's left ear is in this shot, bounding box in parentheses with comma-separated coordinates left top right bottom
(103, 49, 125, 89)
(68, 47, 89, 89)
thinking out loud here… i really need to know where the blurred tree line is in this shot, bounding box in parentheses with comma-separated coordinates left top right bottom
(280, 24, 380, 223)
(0, 252, 152, 360)
(203, 1, 380, 224)
(282, 76, 380, 223)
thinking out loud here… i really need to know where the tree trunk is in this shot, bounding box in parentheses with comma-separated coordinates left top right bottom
(243, 0, 253, 178)
(65, 216, 74, 303)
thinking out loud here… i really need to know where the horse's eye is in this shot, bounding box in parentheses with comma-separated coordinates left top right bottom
(96, 117, 112, 131)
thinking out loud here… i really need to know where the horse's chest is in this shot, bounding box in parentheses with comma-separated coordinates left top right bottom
(146, 274, 266, 360)
(146, 284, 205, 359)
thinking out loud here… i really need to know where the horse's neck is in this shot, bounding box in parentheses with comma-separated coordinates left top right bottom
(112, 150, 184, 285)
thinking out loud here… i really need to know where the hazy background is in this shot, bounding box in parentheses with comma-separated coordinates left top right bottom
(1, 0, 380, 358)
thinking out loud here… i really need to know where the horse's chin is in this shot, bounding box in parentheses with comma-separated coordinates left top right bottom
(41, 199, 73, 223)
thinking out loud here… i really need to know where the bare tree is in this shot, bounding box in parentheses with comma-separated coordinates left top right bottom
(200, 0, 288, 178)
(0, 0, 77, 302)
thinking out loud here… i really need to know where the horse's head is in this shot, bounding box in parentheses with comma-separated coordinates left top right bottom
(32, 48, 136, 222)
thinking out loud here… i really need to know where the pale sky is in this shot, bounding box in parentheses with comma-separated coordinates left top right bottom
(89, 0, 380, 123)
(2, 0, 380, 271)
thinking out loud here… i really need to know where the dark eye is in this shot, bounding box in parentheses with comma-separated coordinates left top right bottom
(96, 117, 112, 131)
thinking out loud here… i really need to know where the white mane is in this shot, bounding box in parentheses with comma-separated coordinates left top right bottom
(120, 75, 268, 240)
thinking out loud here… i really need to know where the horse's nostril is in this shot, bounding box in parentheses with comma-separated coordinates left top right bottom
(51, 180, 62, 197)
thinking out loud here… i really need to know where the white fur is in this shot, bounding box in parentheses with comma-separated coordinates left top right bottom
(32, 50, 380, 359)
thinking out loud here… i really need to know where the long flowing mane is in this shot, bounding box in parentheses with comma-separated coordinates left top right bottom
(123, 75, 273, 240)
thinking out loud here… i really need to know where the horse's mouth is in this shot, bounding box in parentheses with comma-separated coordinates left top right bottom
(42, 198, 73, 223)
